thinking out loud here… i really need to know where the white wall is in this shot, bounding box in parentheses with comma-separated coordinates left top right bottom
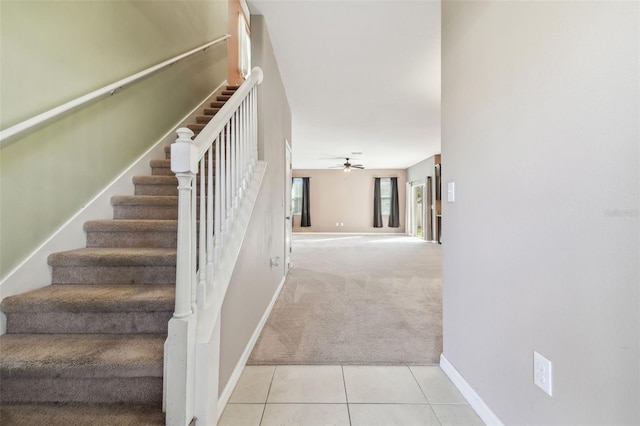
(219, 15, 291, 392)
(442, 1, 639, 424)
(407, 157, 435, 185)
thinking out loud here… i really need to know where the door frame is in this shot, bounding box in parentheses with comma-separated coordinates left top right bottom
(411, 182, 427, 240)
(284, 140, 293, 273)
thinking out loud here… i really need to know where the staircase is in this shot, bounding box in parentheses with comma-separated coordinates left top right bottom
(0, 87, 239, 424)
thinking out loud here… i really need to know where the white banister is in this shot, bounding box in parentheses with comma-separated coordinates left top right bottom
(0, 35, 230, 146)
(165, 67, 263, 426)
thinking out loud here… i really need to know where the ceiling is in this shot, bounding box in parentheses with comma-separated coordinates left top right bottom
(248, 0, 441, 170)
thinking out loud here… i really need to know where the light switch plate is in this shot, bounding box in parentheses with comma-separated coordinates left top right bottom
(447, 182, 455, 202)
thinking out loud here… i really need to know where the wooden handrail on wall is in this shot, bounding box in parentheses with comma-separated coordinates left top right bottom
(0, 35, 230, 147)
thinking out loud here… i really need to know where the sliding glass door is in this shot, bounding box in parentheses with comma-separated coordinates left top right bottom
(411, 184, 426, 239)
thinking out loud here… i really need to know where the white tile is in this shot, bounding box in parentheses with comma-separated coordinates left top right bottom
(431, 404, 485, 426)
(229, 366, 275, 403)
(261, 404, 350, 426)
(410, 366, 467, 404)
(217, 404, 264, 426)
(349, 404, 442, 426)
(343, 366, 427, 404)
(267, 365, 346, 403)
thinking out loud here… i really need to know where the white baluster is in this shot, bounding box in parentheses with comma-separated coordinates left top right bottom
(252, 86, 258, 168)
(206, 145, 215, 296)
(197, 156, 206, 309)
(239, 100, 245, 198)
(232, 112, 238, 216)
(225, 119, 232, 238)
(214, 134, 222, 268)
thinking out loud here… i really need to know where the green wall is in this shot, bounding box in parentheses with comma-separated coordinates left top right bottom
(0, 1, 228, 279)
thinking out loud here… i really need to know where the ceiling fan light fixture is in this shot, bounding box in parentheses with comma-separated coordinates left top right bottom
(343, 166, 351, 173)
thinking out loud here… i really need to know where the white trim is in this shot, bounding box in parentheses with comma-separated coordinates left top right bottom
(216, 275, 286, 421)
(0, 82, 228, 334)
(239, 0, 251, 26)
(291, 232, 409, 236)
(440, 354, 504, 426)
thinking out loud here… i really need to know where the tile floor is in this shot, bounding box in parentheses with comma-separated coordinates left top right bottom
(218, 365, 485, 426)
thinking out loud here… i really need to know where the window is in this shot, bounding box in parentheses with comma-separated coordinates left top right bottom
(292, 178, 303, 215)
(380, 177, 391, 215)
(238, 13, 251, 79)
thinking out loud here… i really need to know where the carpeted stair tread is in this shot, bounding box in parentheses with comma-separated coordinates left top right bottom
(210, 101, 226, 108)
(133, 175, 179, 185)
(112, 195, 178, 206)
(150, 158, 216, 170)
(112, 196, 179, 220)
(0, 403, 165, 426)
(196, 115, 213, 124)
(1, 285, 174, 313)
(85, 220, 178, 248)
(150, 159, 173, 176)
(132, 176, 205, 196)
(221, 90, 236, 96)
(187, 123, 206, 132)
(0, 334, 164, 379)
(48, 248, 176, 267)
(203, 108, 221, 116)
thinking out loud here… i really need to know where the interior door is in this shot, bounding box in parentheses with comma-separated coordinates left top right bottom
(285, 141, 293, 272)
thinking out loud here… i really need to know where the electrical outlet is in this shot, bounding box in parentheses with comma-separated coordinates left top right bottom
(533, 351, 553, 396)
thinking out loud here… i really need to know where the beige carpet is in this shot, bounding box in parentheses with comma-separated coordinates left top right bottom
(248, 234, 442, 365)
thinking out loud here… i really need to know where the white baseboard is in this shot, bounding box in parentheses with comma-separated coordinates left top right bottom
(217, 275, 287, 421)
(0, 82, 227, 334)
(291, 232, 407, 235)
(440, 354, 504, 426)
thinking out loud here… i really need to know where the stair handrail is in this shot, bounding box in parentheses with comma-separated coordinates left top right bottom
(0, 34, 230, 147)
(166, 66, 263, 426)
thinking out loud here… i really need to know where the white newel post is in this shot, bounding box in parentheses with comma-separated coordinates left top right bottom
(165, 128, 198, 426)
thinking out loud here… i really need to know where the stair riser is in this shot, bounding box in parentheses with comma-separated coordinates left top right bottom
(51, 266, 176, 285)
(114, 206, 178, 220)
(5, 312, 172, 334)
(135, 185, 180, 197)
(86, 231, 202, 249)
(135, 185, 214, 197)
(0, 377, 162, 405)
(87, 231, 177, 248)
(150, 167, 217, 177)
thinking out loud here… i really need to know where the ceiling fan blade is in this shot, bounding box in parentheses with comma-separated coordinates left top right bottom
(328, 165, 343, 169)
(352, 165, 365, 169)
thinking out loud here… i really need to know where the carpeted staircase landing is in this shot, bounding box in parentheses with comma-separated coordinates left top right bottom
(0, 86, 238, 424)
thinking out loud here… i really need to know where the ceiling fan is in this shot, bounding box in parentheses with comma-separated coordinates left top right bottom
(330, 158, 365, 173)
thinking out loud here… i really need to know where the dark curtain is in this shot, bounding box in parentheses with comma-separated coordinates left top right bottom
(373, 178, 383, 228)
(388, 177, 400, 228)
(301, 177, 311, 227)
